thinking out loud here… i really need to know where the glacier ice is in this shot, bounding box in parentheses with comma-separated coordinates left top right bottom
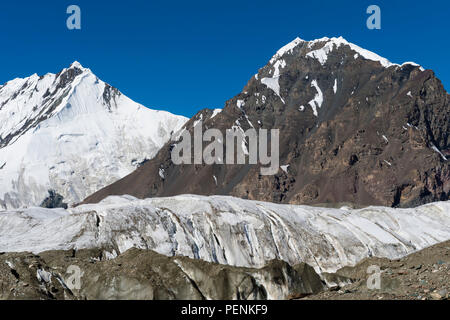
(0, 194, 449, 274)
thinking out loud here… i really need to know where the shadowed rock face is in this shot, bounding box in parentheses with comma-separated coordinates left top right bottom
(40, 190, 68, 209)
(83, 37, 449, 208)
(0, 248, 325, 300)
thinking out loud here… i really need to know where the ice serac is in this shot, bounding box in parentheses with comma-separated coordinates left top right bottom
(0, 62, 188, 209)
(1, 195, 449, 274)
(82, 35, 449, 208)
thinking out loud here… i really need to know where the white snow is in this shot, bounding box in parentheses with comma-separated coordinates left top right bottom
(307, 80, 324, 116)
(159, 168, 165, 179)
(306, 41, 335, 65)
(259, 38, 302, 104)
(269, 37, 304, 64)
(237, 99, 245, 109)
(244, 115, 254, 128)
(231, 121, 249, 156)
(303, 36, 424, 70)
(1, 195, 449, 274)
(333, 78, 338, 94)
(407, 91, 413, 98)
(193, 114, 204, 127)
(401, 62, 425, 72)
(431, 144, 448, 161)
(273, 59, 286, 77)
(37, 268, 52, 283)
(261, 77, 285, 103)
(210, 109, 222, 119)
(0, 62, 187, 209)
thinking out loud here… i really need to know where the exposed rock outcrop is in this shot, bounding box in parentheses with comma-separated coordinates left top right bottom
(0, 248, 325, 300)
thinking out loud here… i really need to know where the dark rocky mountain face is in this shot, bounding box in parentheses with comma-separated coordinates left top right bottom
(40, 190, 68, 209)
(83, 37, 449, 208)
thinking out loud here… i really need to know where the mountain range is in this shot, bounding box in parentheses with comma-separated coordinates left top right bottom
(0, 36, 449, 300)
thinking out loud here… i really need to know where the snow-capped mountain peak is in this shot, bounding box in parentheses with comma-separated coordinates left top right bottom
(69, 60, 85, 69)
(0, 62, 94, 147)
(0, 62, 188, 209)
(83, 35, 447, 208)
(269, 37, 305, 64)
(269, 36, 424, 71)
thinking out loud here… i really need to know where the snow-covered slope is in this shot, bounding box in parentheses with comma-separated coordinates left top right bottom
(1, 195, 449, 273)
(0, 62, 188, 209)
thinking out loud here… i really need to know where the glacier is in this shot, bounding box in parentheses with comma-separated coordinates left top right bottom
(0, 194, 449, 274)
(0, 62, 188, 209)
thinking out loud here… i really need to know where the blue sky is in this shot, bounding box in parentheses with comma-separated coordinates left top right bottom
(0, 0, 448, 117)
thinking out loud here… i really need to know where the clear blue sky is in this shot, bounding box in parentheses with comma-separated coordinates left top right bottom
(0, 0, 448, 117)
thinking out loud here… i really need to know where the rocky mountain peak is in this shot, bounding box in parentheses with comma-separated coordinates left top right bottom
(82, 37, 449, 208)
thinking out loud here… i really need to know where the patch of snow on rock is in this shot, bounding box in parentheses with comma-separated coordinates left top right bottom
(308, 80, 324, 116)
